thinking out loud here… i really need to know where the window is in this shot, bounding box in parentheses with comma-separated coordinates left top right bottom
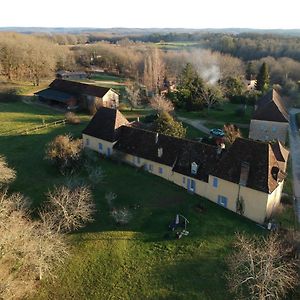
(144, 164, 148, 171)
(213, 177, 218, 188)
(98, 143, 103, 152)
(137, 157, 141, 164)
(183, 177, 186, 184)
(86, 138, 90, 146)
(107, 148, 111, 156)
(272, 126, 277, 132)
(217, 195, 228, 208)
(149, 164, 153, 172)
(159, 167, 163, 174)
(191, 162, 198, 175)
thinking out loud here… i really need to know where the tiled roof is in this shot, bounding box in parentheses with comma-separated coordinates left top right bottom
(34, 88, 74, 103)
(82, 107, 129, 142)
(113, 125, 220, 181)
(50, 79, 111, 98)
(113, 126, 187, 167)
(211, 138, 288, 193)
(82, 108, 289, 194)
(253, 89, 289, 122)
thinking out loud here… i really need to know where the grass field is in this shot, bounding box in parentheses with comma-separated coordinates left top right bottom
(0, 101, 263, 300)
(176, 103, 253, 125)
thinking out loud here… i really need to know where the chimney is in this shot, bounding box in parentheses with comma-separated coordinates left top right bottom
(155, 132, 159, 144)
(239, 162, 250, 186)
(137, 117, 140, 122)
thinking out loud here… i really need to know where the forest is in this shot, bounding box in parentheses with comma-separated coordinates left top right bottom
(0, 31, 300, 105)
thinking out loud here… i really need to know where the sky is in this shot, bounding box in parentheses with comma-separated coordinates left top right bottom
(0, 0, 299, 29)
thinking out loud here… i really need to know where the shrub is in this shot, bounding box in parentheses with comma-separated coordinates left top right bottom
(110, 207, 132, 225)
(105, 192, 117, 208)
(0, 155, 16, 186)
(65, 112, 81, 125)
(45, 134, 83, 175)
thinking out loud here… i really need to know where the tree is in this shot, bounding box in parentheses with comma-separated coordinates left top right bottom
(176, 63, 206, 111)
(0, 155, 16, 186)
(255, 62, 270, 92)
(125, 83, 141, 108)
(149, 95, 174, 113)
(45, 134, 83, 174)
(246, 62, 255, 80)
(153, 111, 186, 138)
(143, 48, 165, 94)
(223, 76, 245, 99)
(226, 233, 299, 300)
(0, 190, 68, 299)
(200, 84, 223, 111)
(40, 185, 95, 233)
(223, 124, 242, 145)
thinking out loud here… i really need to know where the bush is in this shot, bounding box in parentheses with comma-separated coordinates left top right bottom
(45, 134, 83, 175)
(110, 208, 132, 225)
(65, 112, 81, 125)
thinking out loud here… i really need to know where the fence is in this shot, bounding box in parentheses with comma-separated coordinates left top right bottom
(0, 119, 67, 136)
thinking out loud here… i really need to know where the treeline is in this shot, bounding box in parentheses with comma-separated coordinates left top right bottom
(1, 32, 300, 99)
(0, 33, 75, 85)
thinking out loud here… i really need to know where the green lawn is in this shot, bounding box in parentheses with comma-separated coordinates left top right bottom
(0, 101, 262, 300)
(90, 73, 126, 83)
(177, 103, 253, 125)
(183, 122, 206, 139)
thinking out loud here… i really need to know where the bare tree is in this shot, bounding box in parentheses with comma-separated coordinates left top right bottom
(226, 233, 299, 300)
(223, 123, 242, 145)
(0, 155, 16, 186)
(45, 134, 83, 174)
(143, 48, 165, 94)
(0, 190, 68, 299)
(149, 95, 174, 113)
(125, 83, 141, 108)
(199, 85, 223, 111)
(41, 185, 95, 233)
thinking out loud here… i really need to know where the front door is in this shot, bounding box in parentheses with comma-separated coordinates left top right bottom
(187, 178, 196, 193)
(107, 148, 111, 156)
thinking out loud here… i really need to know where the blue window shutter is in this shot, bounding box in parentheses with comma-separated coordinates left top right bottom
(159, 167, 163, 174)
(183, 177, 186, 184)
(217, 196, 228, 208)
(213, 177, 218, 188)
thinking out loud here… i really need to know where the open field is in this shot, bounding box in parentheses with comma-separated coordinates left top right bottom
(0, 101, 263, 300)
(176, 103, 253, 125)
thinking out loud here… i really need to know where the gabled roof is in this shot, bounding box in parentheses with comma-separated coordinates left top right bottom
(211, 138, 288, 193)
(113, 126, 186, 167)
(50, 79, 111, 98)
(253, 89, 289, 123)
(34, 88, 74, 103)
(82, 107, 129, 142)
(271, 140, 289, 163)
(113, 125, 220, 181)
(173, 141, 219, 182)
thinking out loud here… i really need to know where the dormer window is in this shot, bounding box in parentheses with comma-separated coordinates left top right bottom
(191, 162, 198, 175)
(158, 147, 163, 158)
